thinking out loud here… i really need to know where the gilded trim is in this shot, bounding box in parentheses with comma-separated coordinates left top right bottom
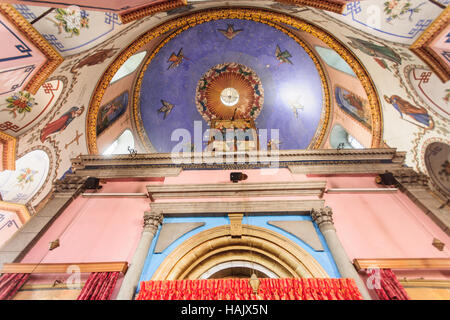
(0, 131, 16, 171)
(87, 8, 382, 154)
(0, 201, 31, 224)
(410, 6, 449, 82)
(0, 4, 64, 95)
(119, 0, 188, 24)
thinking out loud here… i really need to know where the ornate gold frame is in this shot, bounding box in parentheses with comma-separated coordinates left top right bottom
(275, 0, 347, 14)
(0, 131, 16, 171)
(87, 8, 383, 154)
(410, 6, 449, 83)
(151, 224, 329, 280)
(119, 0, 188, 24)
(0, 4, 64, 95)
(0, 201, 31, 224)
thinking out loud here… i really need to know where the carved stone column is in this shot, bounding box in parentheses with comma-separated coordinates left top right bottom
(311, 207, 372, 300)
(116, 211, 163, 300)
(0, 175, 88, 268)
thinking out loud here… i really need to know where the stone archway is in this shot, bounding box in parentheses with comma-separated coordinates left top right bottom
(151, 224, 329, 280)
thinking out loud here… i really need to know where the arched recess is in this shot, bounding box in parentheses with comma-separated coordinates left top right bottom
(329, 124, 364, 149)
(86, 7, 383, 154)
(151, 224, 329, 281)
(102, 129, 135, 155)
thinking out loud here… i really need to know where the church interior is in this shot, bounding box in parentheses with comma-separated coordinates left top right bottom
(0, 0, 449, 301)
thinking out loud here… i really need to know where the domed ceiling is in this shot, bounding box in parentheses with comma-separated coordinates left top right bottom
(137, 18, 327, 153)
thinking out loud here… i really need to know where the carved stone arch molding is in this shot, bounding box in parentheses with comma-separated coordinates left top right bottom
(151, 224, 329, 280)
(87, 7, 383, 154)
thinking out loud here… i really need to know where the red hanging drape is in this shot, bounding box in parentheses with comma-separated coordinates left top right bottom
(0, 273, 30, 300)
(367, 269, 410, 300)
(136, 278, 363, 300)
(77, 272, 120, 300)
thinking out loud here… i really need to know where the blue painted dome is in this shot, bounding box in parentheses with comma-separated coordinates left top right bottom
(139, 19, 325, 152)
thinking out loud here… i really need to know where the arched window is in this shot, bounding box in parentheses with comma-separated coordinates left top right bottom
(315, 46, 356, 77)
(110, 51, 147, 84)
(329, 124, 364, 149)
(103, 129, 135, 155)
(0, 150, 50, 204)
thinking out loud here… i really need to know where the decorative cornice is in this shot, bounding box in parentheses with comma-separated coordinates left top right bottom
(87, 7, 382, 154)
(0, 131, 16, 171)
(147, 181, 327, 201)
(275, 0, 347, 14)
(410, 6, 449, 82)
(71, 148, 405, 176)
(119, 0, 188, 24)
(0, 4, 64, 94)
(52, 175, 89, 196)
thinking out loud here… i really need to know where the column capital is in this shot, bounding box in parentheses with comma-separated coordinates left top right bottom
(310, 206, 334, 229)
(143, 211, 163, 232)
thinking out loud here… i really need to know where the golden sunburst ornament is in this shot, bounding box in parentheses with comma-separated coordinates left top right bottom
(196, 62, 264, 122)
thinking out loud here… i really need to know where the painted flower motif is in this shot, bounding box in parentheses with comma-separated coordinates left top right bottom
(53, 8, 89, 37)
(384, 0, 418, 21)
(16, 168, 38, 188)
(5, 91, 36, 118)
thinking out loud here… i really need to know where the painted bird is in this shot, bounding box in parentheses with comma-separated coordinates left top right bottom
(275, 45, 293, 65)
(218, 24, 243, 40)
(158, 100, 174, 119)
(167, 48, 184, 69)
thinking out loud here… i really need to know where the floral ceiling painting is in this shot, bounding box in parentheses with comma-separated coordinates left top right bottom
(0, 79, 65, 137)
(0, 149, 50, 204)
(326, 0, 446, 44)
(13, 4, 125, 56)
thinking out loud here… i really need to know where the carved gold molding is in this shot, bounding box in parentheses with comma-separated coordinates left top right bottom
(0, 4, 64, 95)
(87, 8, 382, 154)
(0, 131, 16, 171)
(119, 0, 188, 24)
(0, 201, 31, 224)
(410, 6, 449, 83)
(275, 0, 346, 14)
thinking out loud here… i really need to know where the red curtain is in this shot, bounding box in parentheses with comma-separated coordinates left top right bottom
(367, 269, 410, 300)
(0, 273, 30, 300)
(77, 272, 120, 300)
(136, 278, 362, 300)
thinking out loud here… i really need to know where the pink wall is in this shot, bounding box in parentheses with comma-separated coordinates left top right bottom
(21, 169, 450, 296)
(22, 181, 150, 264)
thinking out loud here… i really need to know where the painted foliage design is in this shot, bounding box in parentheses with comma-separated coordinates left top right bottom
(4, 91, 36, 118)
(383, 0, 425, 22)
(335, 86, 372, 129)
(47, 7, 89, 37)
(0, 150, 49, 204)
(97, 91, 128, 136)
